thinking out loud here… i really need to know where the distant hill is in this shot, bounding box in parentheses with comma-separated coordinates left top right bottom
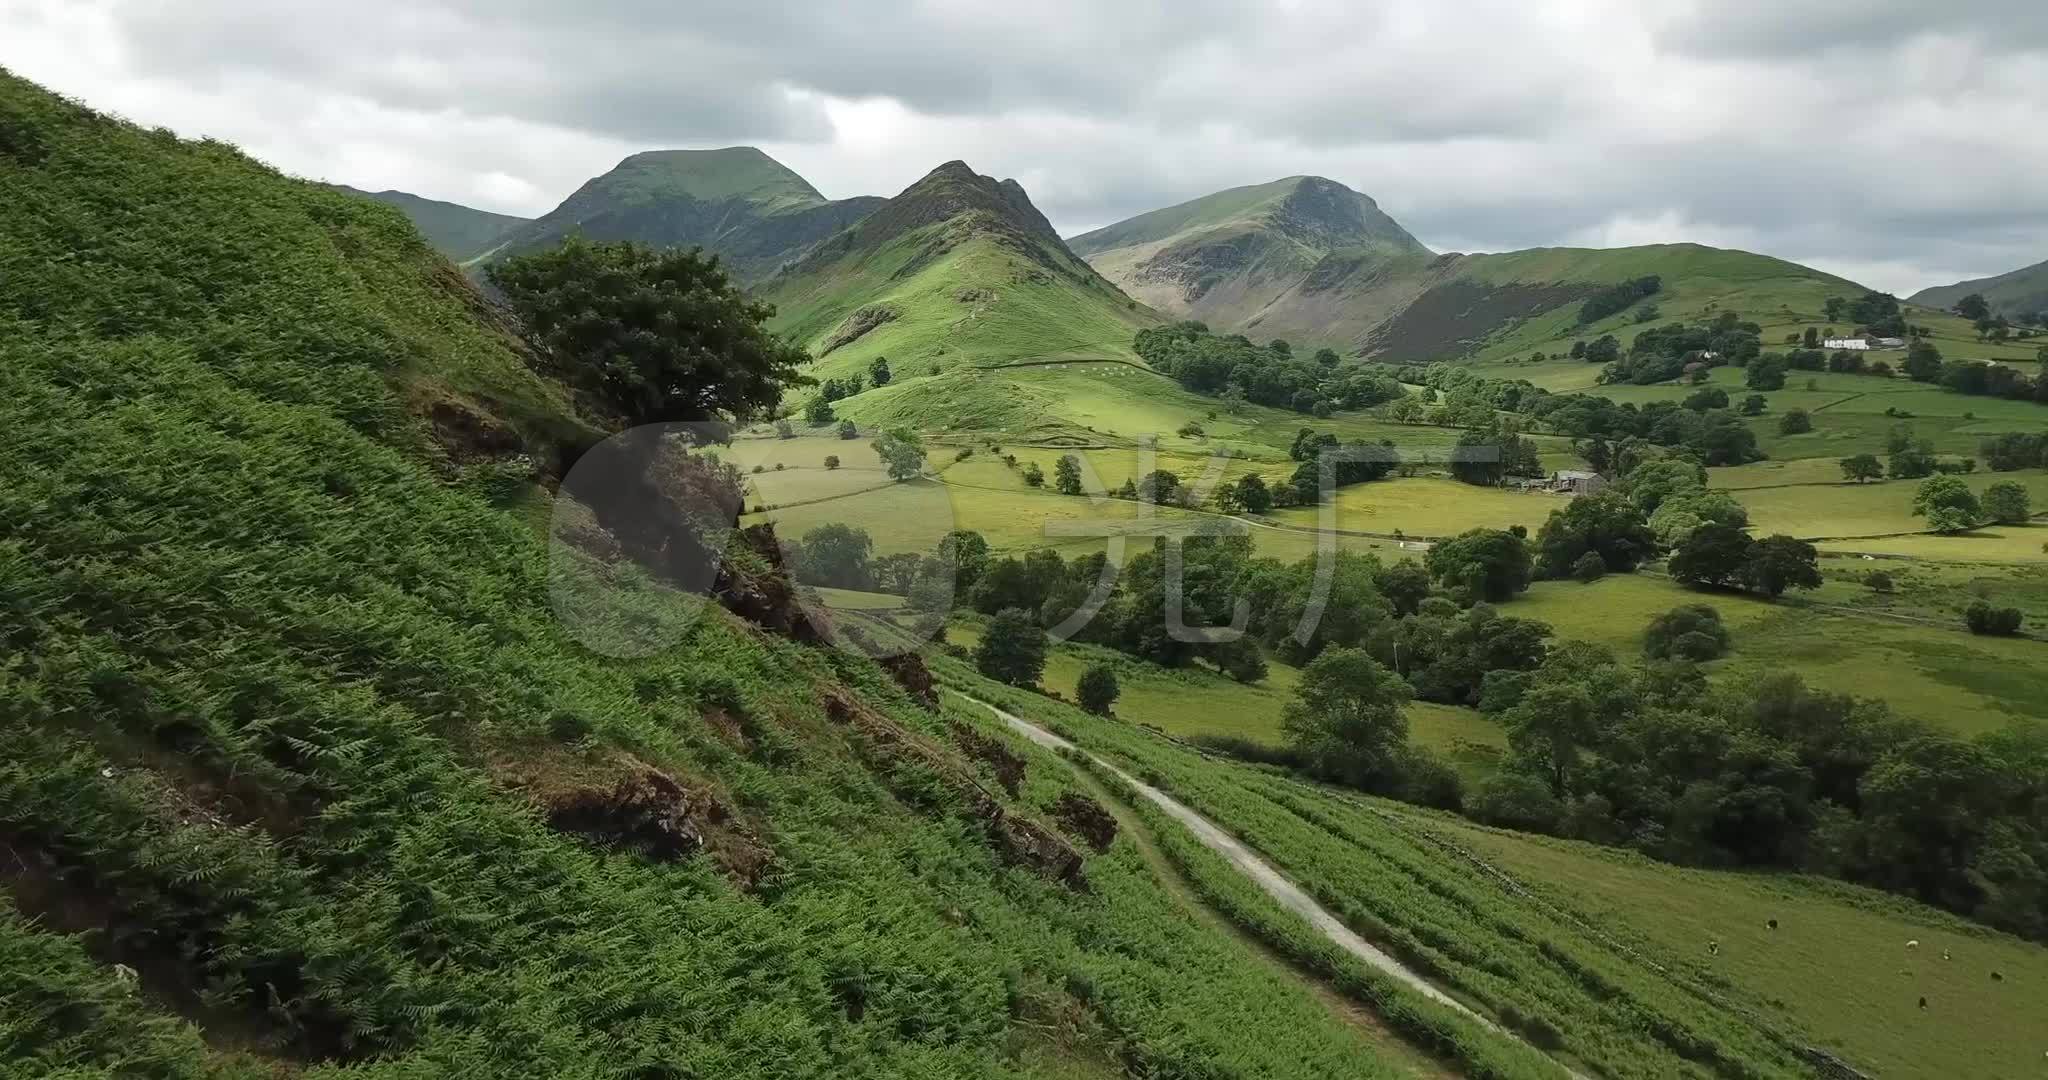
(325, 184, 531, 262)
(1291, 242, 1865, 362)
(1911, 258, 2048, 323)
(757, 160, 1157, 433)
(1069, 176, 1432, 331)
(486, 147, 885, 282)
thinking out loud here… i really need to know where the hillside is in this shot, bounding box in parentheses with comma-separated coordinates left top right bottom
(325, 183, 531, 261)
(2, 68, 1558, 1079)
(486, 146, 885, 281)
(1070, 176, 1432, 332)
(757, 160, 1159, 434)
(1911, 257, 2048, 323)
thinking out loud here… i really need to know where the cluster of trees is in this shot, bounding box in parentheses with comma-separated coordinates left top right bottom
(1577, 275, 1662, 324)
(1394, 363, 1764, 468)
(1589, 312, 1763, 385)
(1902, 341, 2048, 404)
(1132, 323, 1403, 415)
(1981, 432, 2048, 471)
(1668, 525, 1822, 598)
(1467, 637, 2048, 938)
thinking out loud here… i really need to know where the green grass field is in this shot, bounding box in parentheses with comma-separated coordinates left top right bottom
(1267, 476, 1570, 538)
(1735, 470, 2048, 539)
(1506, 573, 2048, 736)
(1416, 810, 2048, 1080)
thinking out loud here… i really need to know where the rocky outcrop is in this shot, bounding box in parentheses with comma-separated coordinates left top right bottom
(880, 652, 938, 710)
(1052, 792, 1118, 853)
(819, 304, 898, 354)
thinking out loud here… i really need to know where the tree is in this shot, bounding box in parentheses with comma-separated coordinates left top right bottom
(1839, 454, 1884, 483)
(1902, 340, 1943, 382)
(1572, 551, 1607, 583)
(824, 454, 840, 470)
(1569, 340, 1587, 360)
(1683, 386, 1729, 413)
(1624, 458, 1708, 514)
(1778, 408, 1813, 435)
(1669, 522, 1753, 588)
(1824, 296, 1846, 321)
(1888, 440, 1937, 480)
(1741, 535, 1822, 598)
(1232, 473, 1272, 514)
(975, 608, 1047, 687)
(803, 396, 836, 425)
(1137, 469, 1181, 504)
(871, 428, 927, 481)
(1644, 604, 1730, 659)
(1983, 480, 2031, 524)
(1503, 683, 1598, 796)
(1426, 528, 1533, 602)
(1740, 393, 1768, 416)
(1745, 356, 1787, 391)
(774, 418, 795, 439)
(1534, 492, 1658, 577)
(795, 523, 874, 589)
(868, 355, 892, 387)
(1376, 560, 1432, 616)
(939, 530, 991, 588)
(1282, 648, 1413, 788)
(1954, 293, 1991, 322)
(1313, 347, 1341, 367)
(1053, 454, 1083, 496)
(1964, 601, 2024, 636)
(838, 419, 858, 440)
(1912, 475, 1981, 533)
(487, 237, 809, 428)
(1583, 334, 1620, 364)
(1076, 664, 1120, 715)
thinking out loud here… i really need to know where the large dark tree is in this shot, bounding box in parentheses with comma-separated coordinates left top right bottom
(1534, 493, 1658, 577)
(489, 237, 809, 427)
(975, 608, 1048, 687)
(1741, 535, 1822, 598)
(1669, 522, 1752, 588)
(1426, 528, 1534, 602)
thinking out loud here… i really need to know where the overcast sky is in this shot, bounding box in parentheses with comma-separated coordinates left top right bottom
(4, 0, 2045, 294)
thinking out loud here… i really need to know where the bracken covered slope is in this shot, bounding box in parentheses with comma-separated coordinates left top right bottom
(0, 68, 1515, 1080)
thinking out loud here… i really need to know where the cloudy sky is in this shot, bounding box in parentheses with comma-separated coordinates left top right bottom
(4, 0, 2044, 294)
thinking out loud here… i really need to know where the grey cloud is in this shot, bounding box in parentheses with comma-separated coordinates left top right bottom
(8, 0, 2046, 294)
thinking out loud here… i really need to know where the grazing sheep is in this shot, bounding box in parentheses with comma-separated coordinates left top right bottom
(1766, 918, 1778, 930)
(1906, 940, 1919, 949)
(1942, 949, 1951, 961)
(1707, 941, 1719, 956)
(1917, 996, 1927, 1011)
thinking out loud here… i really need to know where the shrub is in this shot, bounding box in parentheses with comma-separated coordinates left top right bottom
(1778, 408, 1812, 435)
(1076, 665, 1119, 716)
(1470, 774, 1563, 833)
(1571, 551, 1606, 583)
(1964, 601, 2024, 636)
(1643, 604, 1730, 660)
(1864, 570, 1894, 593)
(823, 455, 840, 470)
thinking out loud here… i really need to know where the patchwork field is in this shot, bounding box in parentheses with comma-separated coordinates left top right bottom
(1506, 573, 2048, 736)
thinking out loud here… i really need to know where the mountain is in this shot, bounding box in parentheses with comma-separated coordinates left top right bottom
(757, 160, 1157, 435)
(1069, 176, 1432, 330)
(1266, 242, 1864, 361)
(1075, 180, 1867, 359)
(1911, 258, 2048, 323)
(487, 147, 885, 281)
(325, 184, 531, 262)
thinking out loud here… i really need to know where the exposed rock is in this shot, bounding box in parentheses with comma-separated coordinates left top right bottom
(823, 690, 1085, 891)
(819, 304, 898, 355)
(880, 652, 938, 709)
(715, 523, 832, 644)
(949, 721, 1027, 797)
(539, 763, 720, 862)
(1052, 792, 1118, 853)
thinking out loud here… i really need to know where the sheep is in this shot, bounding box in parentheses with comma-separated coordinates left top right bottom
(1707, 941, 1719, 956)
(1766, 918, 1778, 930)
(1906, 939, 1919, 949)
(1942, 948, 1951, 961)
(1917, 996, 1928, 1011)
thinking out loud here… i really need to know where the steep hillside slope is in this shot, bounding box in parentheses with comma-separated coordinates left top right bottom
(1070, 176, 1431, 331)
(758, 161, 1158, 429)
(487, 147, 884, 281)
(1, 69, 1550, 1079)
(326, 183, 531, 261)
(1911, 257, 2048, 322)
